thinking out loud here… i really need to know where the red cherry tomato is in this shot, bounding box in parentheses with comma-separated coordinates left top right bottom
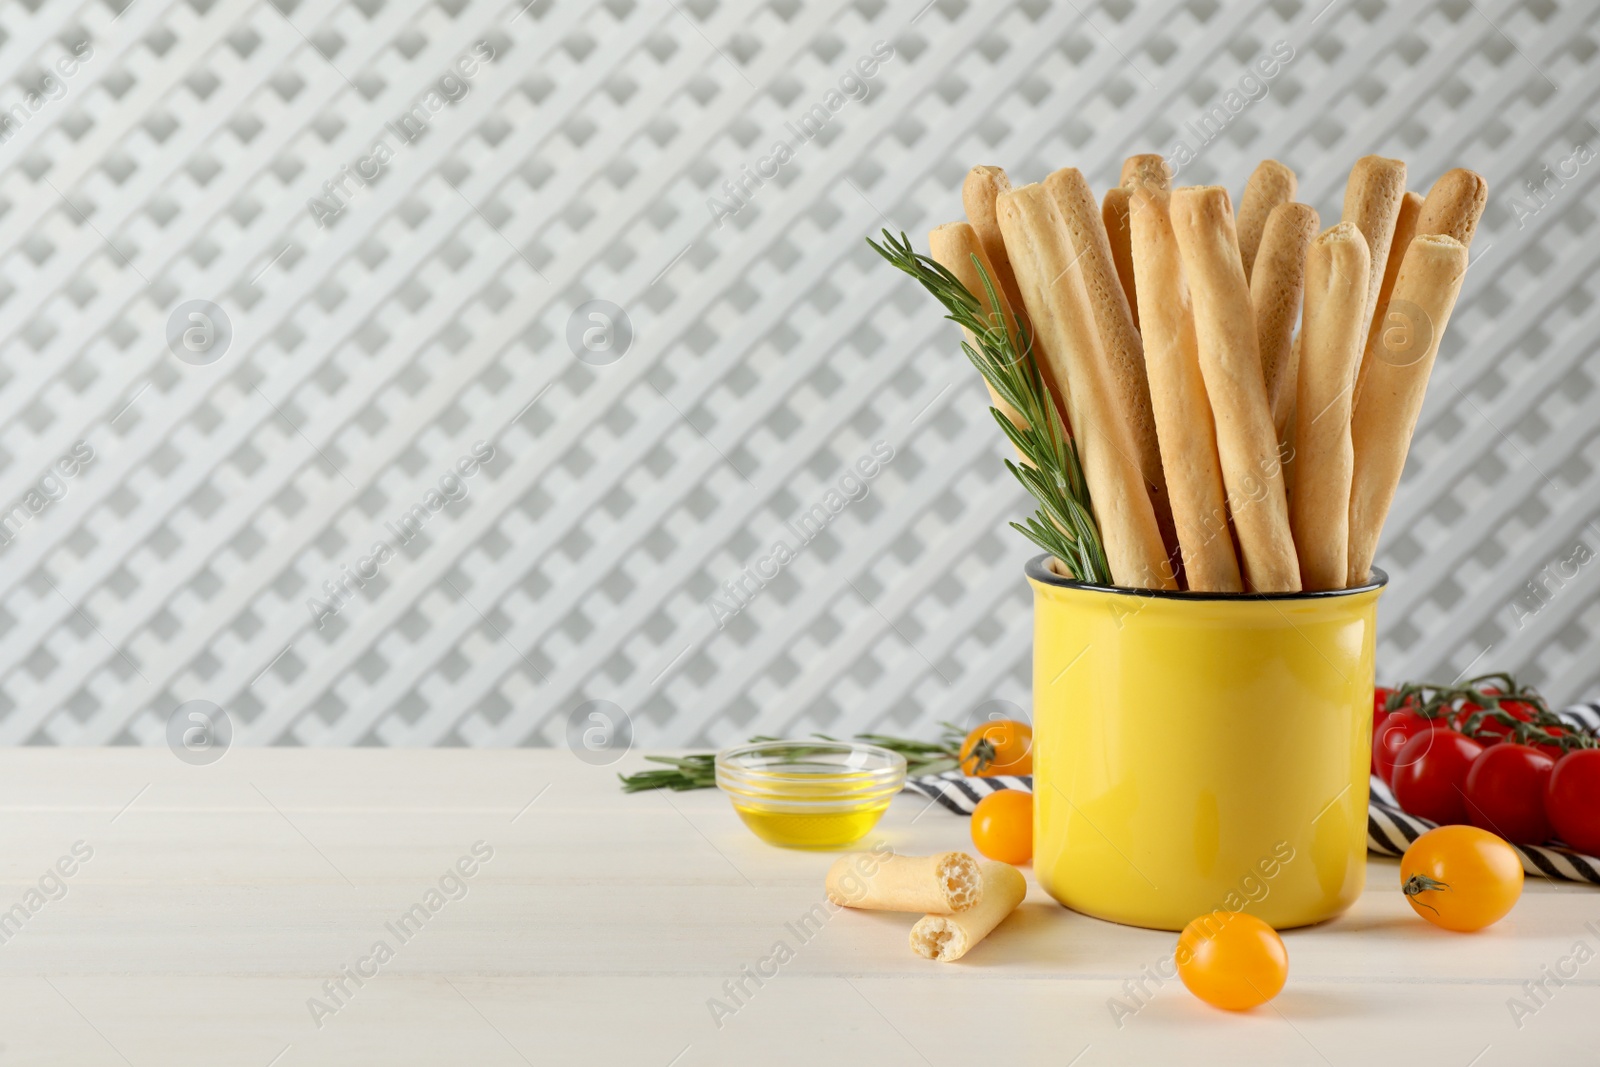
(1464, 743, 1554, 844)
(1451, 686, 1499, 725)
(1374, 710, 1446, 786)
(1371, 687, 1419, 776)
(1455, 698, 1535, 741)
(1546, 749, 1600, 854)
(1391, 729, 1483, 825)
(1530, 725, 1568, 762)
(1371, 689, 1394, 776)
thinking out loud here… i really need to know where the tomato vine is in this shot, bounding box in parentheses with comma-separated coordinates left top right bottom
(1384, 672, 1596, 753)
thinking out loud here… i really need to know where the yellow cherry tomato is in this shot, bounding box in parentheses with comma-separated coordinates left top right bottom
(1400, 824, 1523, 931)
(970, 789, 1032, 864)
(1176, 911, 1288, 1011)
(959, 720, 1033, 777)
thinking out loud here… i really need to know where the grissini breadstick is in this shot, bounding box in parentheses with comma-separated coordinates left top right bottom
(1414, 168, 1488, 246)
(826, 851, 982, 913)
(1348, 234, 1469, 584)
(1044, 167, 1178, 568)
(1339, 155, 1408, 353)
(1170, 186, 1301, 592)
(1236, 159, 1297, 281)
(1121, 153, 1171, 192)
(998, 184, 1177, 589)
(1352, 191, 1424, 408)
(1289, 223, 1370, 591)
(1250, 201, 1320, 439)
(909, 862, 1025, 961)
(1127, 182, 1243, 592)
(962, 166, 1027, 319)
(928, 222, 1031, 436)
(1354, 172, 1486, 408)
(1102, 186, 1139, 329)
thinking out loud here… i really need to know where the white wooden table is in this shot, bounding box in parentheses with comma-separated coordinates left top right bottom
(0, 748, 1593, 1065)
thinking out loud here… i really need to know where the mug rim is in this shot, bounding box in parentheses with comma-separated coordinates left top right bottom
(1025, 554, 1389, 601)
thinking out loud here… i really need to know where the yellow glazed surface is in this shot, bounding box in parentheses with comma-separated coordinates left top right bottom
(1027, 556, 1384, 931)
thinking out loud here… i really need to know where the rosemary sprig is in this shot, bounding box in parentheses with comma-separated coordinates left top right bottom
(618, 728, 967, 793)
(618, 754, 717, 792)
(867, 230, 1111, 583)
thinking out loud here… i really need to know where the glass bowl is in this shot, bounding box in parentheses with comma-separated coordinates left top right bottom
(715, 740, 907, 849)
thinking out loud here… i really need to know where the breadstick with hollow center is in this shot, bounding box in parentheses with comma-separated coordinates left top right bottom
(1102, 186, 1139, 329)
(1290, 223, 1370, 591)
(1251, 201, 1320, 439)
(1170, 186, 1300, 593)
(1121, 153, 1171, 192)
(997, 183, 1176, 589)
(826, 851, 982, 914)
(1128, 182, 1242, 592)
(962, 166, 1027, 319)
(928, 222, 1032, 437)
(910, 862, 1025, 961)
(1237, 160, 1297, 282)
(1415, 168, 1488, 247)
(1353, 191, 1424, 408)
(1340, 155, 1407, 356)
(1348, 234, 1469, 583)
(1044, 167, 1178, 568)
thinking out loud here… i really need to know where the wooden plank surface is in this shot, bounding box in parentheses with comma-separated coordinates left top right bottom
(0, 748, 1592, 1065)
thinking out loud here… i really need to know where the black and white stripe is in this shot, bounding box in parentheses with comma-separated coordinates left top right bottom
(1557, 702, 1600, 734)
(905, 771, 1600, 885)
(904, 771, 1031, 814)
(1367, 789, 1600, 884)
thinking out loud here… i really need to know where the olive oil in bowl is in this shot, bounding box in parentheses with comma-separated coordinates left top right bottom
(715, 741, 906, 850)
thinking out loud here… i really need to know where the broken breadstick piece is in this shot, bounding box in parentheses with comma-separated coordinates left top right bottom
(1290, 223, 1370, 591)
(962, 166, 1027, 319)
(928, 221, 1032, 436)
(1353, 190, 1424, 408)
(1414, 168, 1488, 247)
(826, 851, 982, 914)
(1045, 167, 1178, 569)
(997, 183, 1177, 590)
(1127, 181, 1243, 593)
(910, 862, 1025, 961)
(1102, 186, 1139, 330)
(1339, 155, 1408, 357)
(1237, 159, 1297, 282)
(1251, 201, 1320, 440)
(1170, 186, 1301, 593)
(1347, 234, 1469, 585)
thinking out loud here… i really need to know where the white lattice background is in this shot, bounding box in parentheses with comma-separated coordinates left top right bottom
(1, 0, 1596, 749)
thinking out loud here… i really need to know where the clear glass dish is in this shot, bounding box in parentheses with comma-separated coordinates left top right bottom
(715, 740, 907, 849)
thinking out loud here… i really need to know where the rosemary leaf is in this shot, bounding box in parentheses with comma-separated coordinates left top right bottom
(617, 731, 967, 793)
(866, 230, 1111, 584)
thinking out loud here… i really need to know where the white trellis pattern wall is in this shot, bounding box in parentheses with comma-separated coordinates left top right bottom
(0, 0, 1596, 749)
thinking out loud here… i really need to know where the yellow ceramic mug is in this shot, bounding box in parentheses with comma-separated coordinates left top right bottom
(1027, 555, 1386, 931)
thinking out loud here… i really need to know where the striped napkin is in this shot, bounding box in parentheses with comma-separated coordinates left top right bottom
(904, 701, 1600, 885)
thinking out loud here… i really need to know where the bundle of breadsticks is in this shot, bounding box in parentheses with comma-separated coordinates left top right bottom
(927, 155, 1485, 592)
